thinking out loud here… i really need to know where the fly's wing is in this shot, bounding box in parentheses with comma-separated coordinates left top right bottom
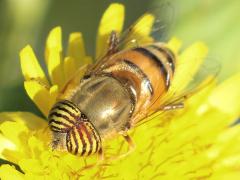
(117, 2, 174, 50)
(59, 64, 89, 100)
(132, 56, 220, 127)
(82, 2, 220, 127)
(60, 3, 174, 98)
(89, 2, 175, 73)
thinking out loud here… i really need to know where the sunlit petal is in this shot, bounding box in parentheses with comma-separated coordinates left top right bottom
(67, 32, 87, 65)
(167, 37, 182, 55)
(45, 26, 65, 88)
(170, 42, 208, 94)
(0, 165, 24, 180)
(24, 81, 58, 116)
(0, 135, 16, 159)
(208, 72, 240, 116)
(126, 13, 155, 47)
(20, 45, 49, 86)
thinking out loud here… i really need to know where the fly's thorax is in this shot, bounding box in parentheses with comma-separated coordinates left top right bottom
(48, 100, 101, 156)
(69, 75, 134, 138)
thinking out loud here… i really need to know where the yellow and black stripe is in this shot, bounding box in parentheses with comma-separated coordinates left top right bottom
(48, 100, 101, 156)
(133, 44, 175, 89)
(102, 43, 175, 99)
(149, 44, 175, 72)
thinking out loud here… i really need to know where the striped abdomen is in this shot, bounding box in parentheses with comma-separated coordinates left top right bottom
(48, 100, 101, 156)
(102, 43, 176, 115)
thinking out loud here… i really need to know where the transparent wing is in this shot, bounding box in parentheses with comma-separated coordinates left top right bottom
(89, 2, 175, 73)
(132, 56, 220, 127)
(117, 1, 174, 50)
(60, 64, 89, 99)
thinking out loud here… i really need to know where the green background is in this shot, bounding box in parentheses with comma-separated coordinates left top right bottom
(0, 0, 239, 115)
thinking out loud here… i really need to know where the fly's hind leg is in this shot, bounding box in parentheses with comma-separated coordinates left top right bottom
(161, 103, 184, 111)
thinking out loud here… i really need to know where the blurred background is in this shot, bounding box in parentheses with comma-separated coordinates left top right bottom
(0, 0, 239, 115)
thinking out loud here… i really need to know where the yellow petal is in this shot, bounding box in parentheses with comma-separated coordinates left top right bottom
(211, 172, 240, 180)
(61, 154, 84, 172)
(83, 56, 92, 65)
(0, 112, 46, 132)
(0, 134, 16, 159)
(208, 72, 240, 116)
(45, 27, 65, 88)
(24, 81, 58, 117)
(63, 56, 78, 83)
(19, 159, 43, 174)
(170, 42, 208, 94)
(20, 45, 49, 86)
(49, 85, 59, 107)
(123, 13, 155, 49)
(47, 48, 64, 88)
(0, 120, 28, 151)
(134, 13, 155, 37)
(96, 3, 125, 57)
(67, 32, 86, 63)
(0, 165, 24, 180)
(0, 112, 47, 159)
(63, 55, 92, 83)
(167, 37, 182, 55)
(45, 26, 62, 63)
(60, 65, 88, 99)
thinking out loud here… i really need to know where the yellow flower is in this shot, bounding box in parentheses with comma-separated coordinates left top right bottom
(1, 3, 240, 179)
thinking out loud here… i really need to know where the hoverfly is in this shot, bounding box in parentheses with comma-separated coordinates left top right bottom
(48, 3, 218, 158)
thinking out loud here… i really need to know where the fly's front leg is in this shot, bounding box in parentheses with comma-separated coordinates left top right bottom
(107, 31, 119, 55)
(97, 148, 104, 161)
(112, 133, 136, 161)
(122, 134, 136, 155)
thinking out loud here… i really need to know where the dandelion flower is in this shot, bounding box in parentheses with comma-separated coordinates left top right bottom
(1, 3, 240, 179)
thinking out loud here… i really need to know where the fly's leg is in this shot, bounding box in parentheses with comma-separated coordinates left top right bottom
(81, 148, 107, 169)
(97, 148, 104, 161)
(109, 133, 135, 161)
(122, 134, 136, 156)
(95, 148, 105, 166)
(107, 31, 119, 55)
(161, 103, 184, 111)
(107, 30, 139, 55)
